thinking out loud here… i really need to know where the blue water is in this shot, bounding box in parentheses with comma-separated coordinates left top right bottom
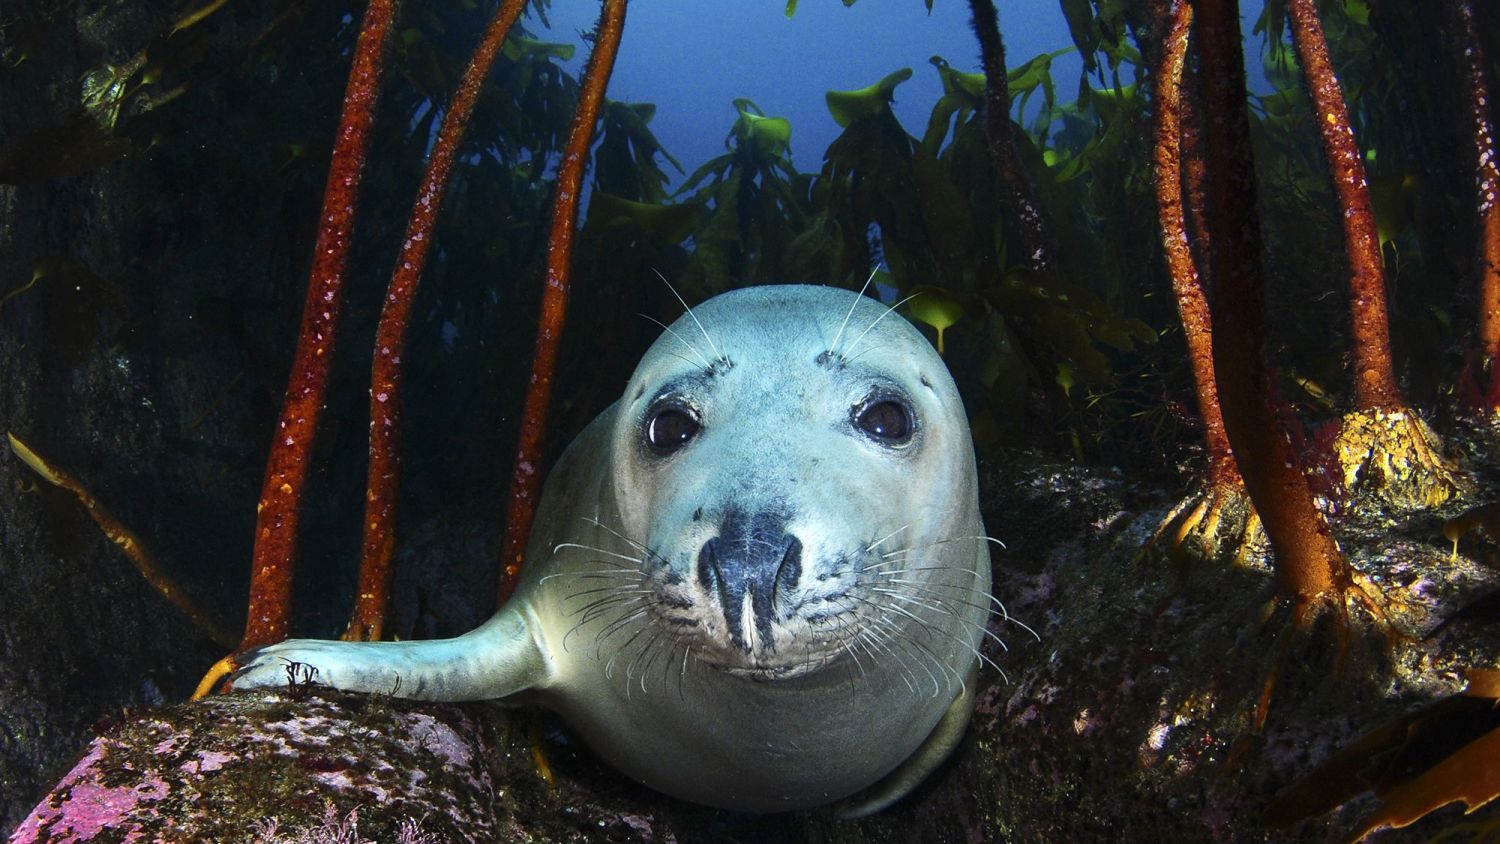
(537, 0, 1270, 187)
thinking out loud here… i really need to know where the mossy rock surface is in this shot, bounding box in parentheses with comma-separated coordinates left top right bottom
(11, 452, 1500, 842)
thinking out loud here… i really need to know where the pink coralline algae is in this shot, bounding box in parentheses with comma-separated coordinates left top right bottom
(10, 739, 169, 842)
(7, 692, 501, 842)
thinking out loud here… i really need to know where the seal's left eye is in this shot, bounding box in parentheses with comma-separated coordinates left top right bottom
(854, 399, 913, 445)
(646, 407, 699, 454)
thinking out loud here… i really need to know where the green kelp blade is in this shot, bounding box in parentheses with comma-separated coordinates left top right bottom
(1369, 173, 1418, 251)
(825, 68, 913, 128)
(1007, 48, 1072, 94)
(588, 192, 701, 244)
(169, 0, 231, 35)
(502, 35, 575, 62)
(734, 104, 792, 157)
(930, 56, 986, 101)
(908, 285, 965, 355)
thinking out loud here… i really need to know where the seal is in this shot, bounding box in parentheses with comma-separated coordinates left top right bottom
(231, 284, 999, 816)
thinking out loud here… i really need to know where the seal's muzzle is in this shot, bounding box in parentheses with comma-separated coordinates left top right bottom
(697, 509, 802, 654)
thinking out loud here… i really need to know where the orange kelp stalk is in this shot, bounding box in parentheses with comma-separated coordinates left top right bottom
(1451, 0, 1500, 410)
(498, 0, 629, 604)
(8, 434, 237, 648)
(1285, 0, 1398, 410)
(1150, 0, 1239, 492)
(240, 0, 398, 650)
(1178, 62, 1212, 281)
(1194, 0, 1352, 609)
(1290, 0, 1459, 510)
(966, 0, 1053, 273)
(347, 0, 531, 643)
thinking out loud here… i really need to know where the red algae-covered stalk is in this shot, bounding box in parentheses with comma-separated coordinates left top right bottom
(1193, 0, 1353, 611)
(1144, 0, 1259, 563)
(7, 434, 236, 648)
(966, 0, 1053, 274)
(240, 0, 399, 650)
(1287, 0, 1462, 511)
(347, 0, 530, 643)
(1450, 0, 1500, 411)
(498, 0, 629, 603)
(1286, 0, 1396, 410)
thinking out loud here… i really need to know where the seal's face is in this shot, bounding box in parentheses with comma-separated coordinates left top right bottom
(605, 285, 978, 681)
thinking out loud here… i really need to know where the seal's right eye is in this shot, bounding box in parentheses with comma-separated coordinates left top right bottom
(646, 407, 700, 454)
(853, 397, 914, 445)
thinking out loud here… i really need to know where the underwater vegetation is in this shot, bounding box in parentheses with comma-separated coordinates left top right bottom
(4, 0, 1500, 838)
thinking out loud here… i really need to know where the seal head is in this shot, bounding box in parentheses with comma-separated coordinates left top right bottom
(608, 286, 981, 685)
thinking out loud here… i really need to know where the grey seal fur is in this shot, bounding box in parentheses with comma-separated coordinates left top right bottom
(231, 283, 998, 816)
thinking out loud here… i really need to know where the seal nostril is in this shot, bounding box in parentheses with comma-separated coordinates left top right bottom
(772, 536, 802, 609)
(697, 539, 728, 614)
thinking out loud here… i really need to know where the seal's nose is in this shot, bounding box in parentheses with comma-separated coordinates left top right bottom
(697, 509, 802, 653)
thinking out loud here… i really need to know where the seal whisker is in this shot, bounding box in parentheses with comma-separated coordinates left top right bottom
(874, 574, 1027, 634)
(677, 645, 698, 702)
(637, 630, 671, 695)
(599, 607, 654, 674)
(835, 637, 863, 693)
(828, 627, 869, 681)
(566, 585, 654, 602)
(621, 625, 663, 696)
(567, 589, 647, 615)
(674, 643, 689, 700)
(568, 598, 646, 643)
(1002, 613, 1042, 642)
(581, 517, 671, 569)
(641, 632, 674, 695)
(638, 313, 714, 371)
(855, 627, 918, 694)
(861, 560, 1016, 633)
(872, 578, 1023, 646)
(553, 542, 646, 567)
(873, 587, 1010, 669)
(661, 350, 713, 371)
(542, 571, 642, 584)
(879, 578, 1038, 642)
(868, 612, 945, 697)
(543, 562, 641, 582)
(853, 601, 942, 692)
(655, 637, 685, 699)
(863, 524, 911, 554)
(879, 535, 1007, 558)
(574, 595, 647, 629)
(864, 561, 987, 583)
(844, 293, 920, 362)
(875, 602, 969, 695)
(656, 270, 726, 365)
(633, 635, 665, 697)
(828, 265, 882, 359)
(565, 595, 646, 648)
(595, 605, 652, 648)
(843, 341, 895, 368)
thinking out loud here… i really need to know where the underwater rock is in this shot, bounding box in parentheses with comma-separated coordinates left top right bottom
(9, 691, 503, 842)
(12, 452, 1497, 842)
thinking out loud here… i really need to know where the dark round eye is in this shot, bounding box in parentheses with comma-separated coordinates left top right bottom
(646, 407, 700, 454)
(855, 399, 913, 444)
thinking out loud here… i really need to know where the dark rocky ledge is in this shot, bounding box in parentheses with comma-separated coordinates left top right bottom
(10, 452, 1497, 842)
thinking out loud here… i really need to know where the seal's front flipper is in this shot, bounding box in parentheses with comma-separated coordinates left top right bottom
(228, 609, 551, 702)
(834, 680, 976, 819)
